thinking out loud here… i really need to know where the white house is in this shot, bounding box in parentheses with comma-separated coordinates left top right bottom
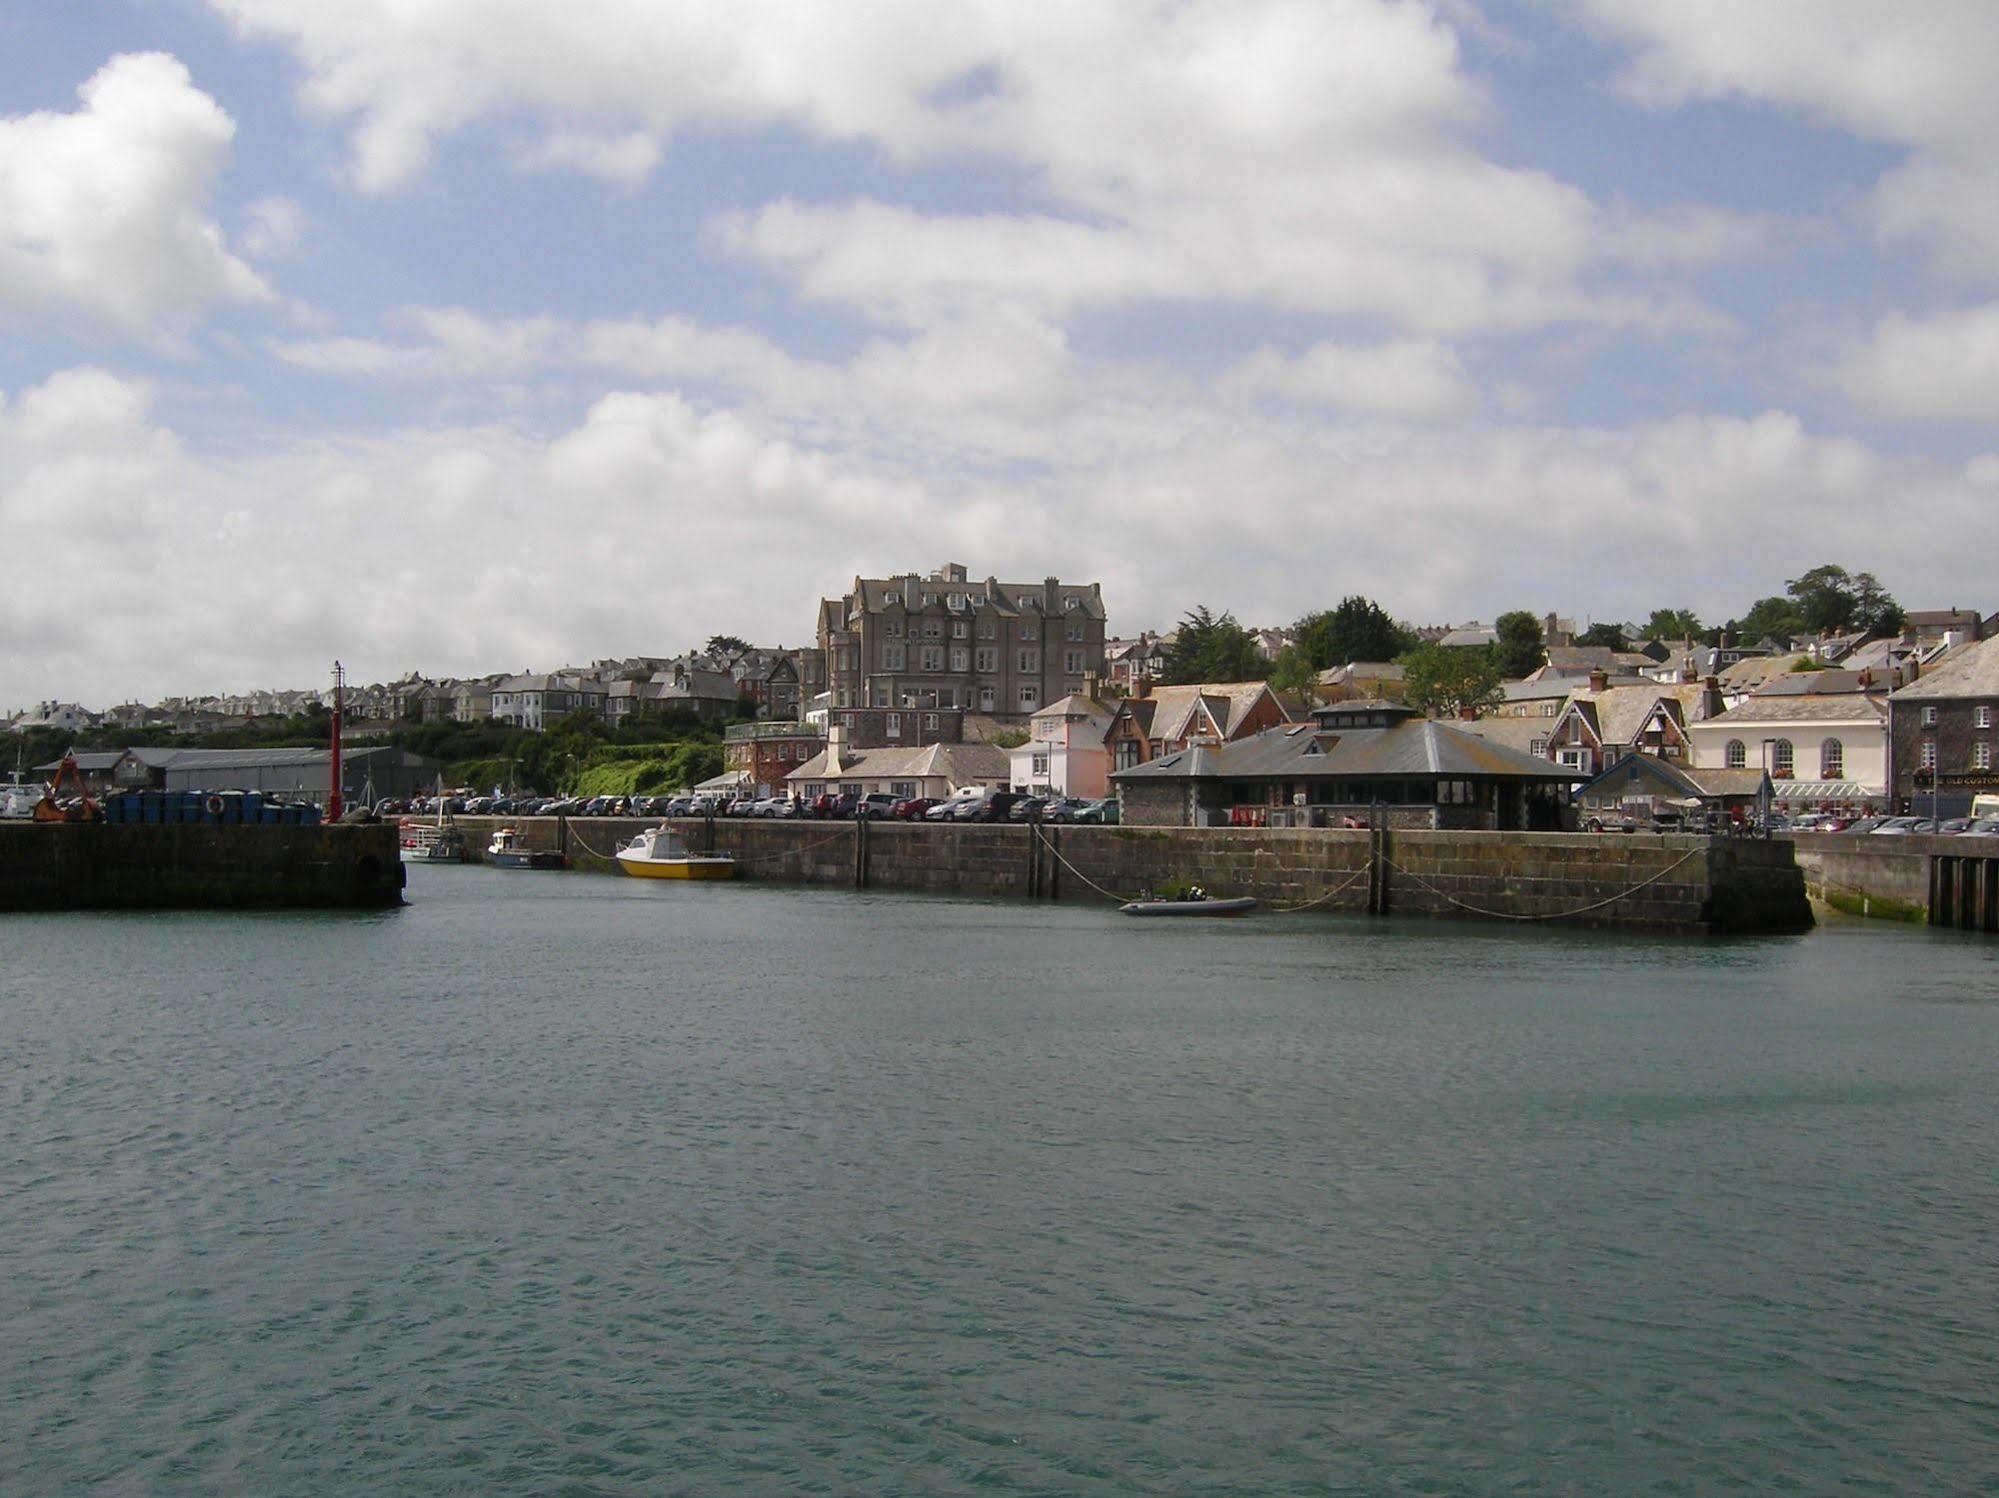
(1009, 691, 1114, 797)
(1687, 688, 1890, 813)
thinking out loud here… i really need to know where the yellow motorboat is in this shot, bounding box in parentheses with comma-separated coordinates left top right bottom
(614, 824, 736, 880)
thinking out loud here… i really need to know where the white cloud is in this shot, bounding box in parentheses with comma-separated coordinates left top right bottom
(0, 53, 270, 337)
(1579, 1, 1999, 276)
(240, 196, 305, 259)
(1220, 340, 1478, 420)
(204, 0, 1743, 338)
(5, 359, 1989, 707)
(1836, 304, 1999, 422)
(513, 129, 662, 185)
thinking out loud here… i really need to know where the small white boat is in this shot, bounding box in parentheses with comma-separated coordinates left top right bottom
(615, 825, 736, 880)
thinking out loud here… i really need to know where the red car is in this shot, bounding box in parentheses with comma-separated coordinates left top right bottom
(892, 797, 938, 820)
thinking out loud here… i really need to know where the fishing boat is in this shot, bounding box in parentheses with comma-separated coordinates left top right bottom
(399, 818, 470, 863)
(486, 827, 568, 870)
(615, 824, 736, 880)
(1119, 889, 1258, 917)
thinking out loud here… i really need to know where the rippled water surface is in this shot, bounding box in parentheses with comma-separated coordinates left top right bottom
(5, 870, 1999, 1493)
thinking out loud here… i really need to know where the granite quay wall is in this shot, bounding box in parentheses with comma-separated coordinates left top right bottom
(446, 816, 1810, 932)
(1788, 832, 1999, 931)
(0, 822, 405, 910)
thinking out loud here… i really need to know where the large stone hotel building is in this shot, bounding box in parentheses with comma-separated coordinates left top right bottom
(812, 563, 1108, 724)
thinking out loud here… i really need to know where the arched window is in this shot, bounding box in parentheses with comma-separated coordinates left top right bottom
(1725, 739, 1746, 768)
(1772, 739, 1795, 777)
(1821, 739, 1843, 779)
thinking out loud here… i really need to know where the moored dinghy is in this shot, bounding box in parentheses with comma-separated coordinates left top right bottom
(1119, 885, 1257, 917)
(615, 824, 736, 880)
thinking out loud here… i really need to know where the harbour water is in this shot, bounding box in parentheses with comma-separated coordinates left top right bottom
(4, 869, 1997, 1492)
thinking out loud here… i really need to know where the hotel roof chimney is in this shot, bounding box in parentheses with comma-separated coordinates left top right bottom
(1588, 667, 1609, 693)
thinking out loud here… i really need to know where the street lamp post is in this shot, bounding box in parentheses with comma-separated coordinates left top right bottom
(1761, 737, 1777, 828)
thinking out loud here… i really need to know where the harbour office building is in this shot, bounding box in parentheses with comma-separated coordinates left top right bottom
(816, 564, 1107, 726)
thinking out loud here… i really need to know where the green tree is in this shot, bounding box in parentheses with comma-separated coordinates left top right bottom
(1642, 608, 1703, 643)
(1398, 642, 1503, 718)
(1267, 643, 1321, 698)
(1160, 606, 1266, 685)
(1492, 610, 1546, 679)
(1294, 595, 1412, 669)
(1784, 564, 1904, 636)
(1576, 621, 1628, 650)
(1730, 595, 1806, 644)
(705, 634, 752, 656)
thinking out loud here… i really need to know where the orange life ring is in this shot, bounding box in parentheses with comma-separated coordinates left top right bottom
(206, 795, 225, 816)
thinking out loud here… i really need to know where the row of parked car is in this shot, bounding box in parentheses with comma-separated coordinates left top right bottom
(377, 790, 1122, 823)
(1788, 814, 1999, 836)
(726, 789, 1121, 823)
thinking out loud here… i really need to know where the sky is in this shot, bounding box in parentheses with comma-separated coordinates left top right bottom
(3, 0, 1997, 709)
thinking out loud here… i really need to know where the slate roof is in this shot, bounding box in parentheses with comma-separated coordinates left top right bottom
(786, 741, 1010, 785)
(1561, 683, 1709, 747)
(1575, 756, 1770, 804)
(1891, 634, 1999, 699)
(1113, 714, 1572, 784)
(1457, 717, 1555, 756)
(1138, 682, 1281, 742)
(1704, 693, 1887, 726)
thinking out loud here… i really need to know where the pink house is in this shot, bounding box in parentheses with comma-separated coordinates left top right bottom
(1010, 689, 1115, 797)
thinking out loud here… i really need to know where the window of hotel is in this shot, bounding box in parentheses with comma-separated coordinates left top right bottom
(882, 645, 905, 671)
(1064, 595, 1078, 610)
(921, 646, 943, 672)
(952, 620, 968, 638)
(1019, 685, 1039, 710)
(1920, 740, 1937, 769)
(1821, 739, 1843, 778)
(1065, 650, 1087, 674)
(1725, 739, 1747, 768)
(950, 648, 969, 672)
(1975, 743, 1993, 771)
(1018, 649, 1039, 673)
(884, 621, 903, 637)
(1771, 739, 1794, 777)
(978, 618, 996, 639)
(1019, 622, 1037, 641)
(923, 713, 939, 730)
(1067, 621, 1084, 642)
(884, 591, 899, 605)
(975, 647, 997, 672)
(1979, 706, 1993, 729)
(1923, 705, 1939, 726)
(924, 620, 941, 639)
(948, 593, 964, 610)
(886, 713, 901, 737)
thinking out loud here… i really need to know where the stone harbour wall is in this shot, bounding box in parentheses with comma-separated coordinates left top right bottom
(449, 816, 1811, 933)
(0, 822, 405, 910)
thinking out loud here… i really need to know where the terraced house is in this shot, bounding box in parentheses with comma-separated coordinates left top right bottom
(815, 563, 1107, 725)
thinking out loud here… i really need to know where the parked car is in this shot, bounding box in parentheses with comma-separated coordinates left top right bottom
(1841, 816, 1889, 833)
(1969, 818, 1999, 837)
(1040, 797, 1090, 823)
(763, 797, 799, 818)
(926, 791, 982, 820)
(1869, 816, 1929, 835)
(892, 797, 938, 820)
(855, 793, 900, 820)
(724, 795, 758, 817)
(1071, 798, 1119, 824)
(1008, 796, 1051, 822)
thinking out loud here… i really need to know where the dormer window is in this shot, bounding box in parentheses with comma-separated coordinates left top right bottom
(884, 590, 899, 606)
(948, 593, 965, 610)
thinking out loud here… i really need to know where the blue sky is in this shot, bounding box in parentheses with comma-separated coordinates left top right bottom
(3, 1, 1996, 707)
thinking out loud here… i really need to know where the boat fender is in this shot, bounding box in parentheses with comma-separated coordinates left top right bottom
(205, 795, 225, 816)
